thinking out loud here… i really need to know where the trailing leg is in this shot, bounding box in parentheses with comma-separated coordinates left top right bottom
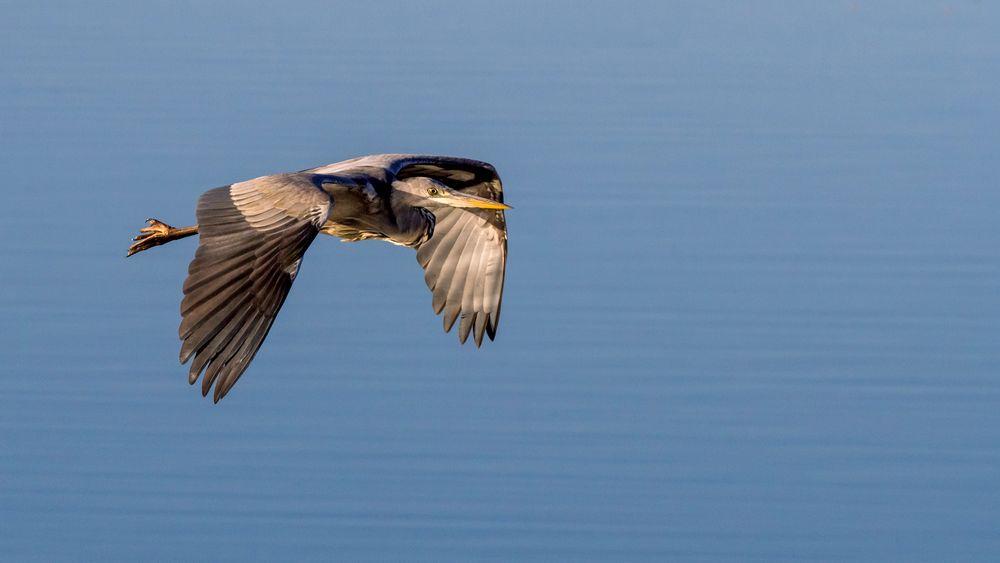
(127, 218, 199, 257)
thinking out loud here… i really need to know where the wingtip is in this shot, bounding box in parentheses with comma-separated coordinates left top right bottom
(443, 306, 460, 333)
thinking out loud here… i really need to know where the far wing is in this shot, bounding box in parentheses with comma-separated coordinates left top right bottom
(397, 158, 508, 346)
(179, 175, 331, 402)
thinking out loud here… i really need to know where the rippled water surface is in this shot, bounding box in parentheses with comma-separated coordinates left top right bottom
(2, 2, 999, 561)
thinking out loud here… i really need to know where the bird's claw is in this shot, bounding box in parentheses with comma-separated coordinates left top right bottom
(127, 218, 175, 257)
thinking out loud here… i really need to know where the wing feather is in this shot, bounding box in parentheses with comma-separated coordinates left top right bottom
(179, 176, 330, 402)
(457, 233, 487, 344)
(438, 215, 480, 300)
(442, 224, 479, 335)
(422, 211, 473, 313)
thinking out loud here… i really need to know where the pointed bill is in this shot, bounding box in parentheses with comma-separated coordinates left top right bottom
(444, 189, 511, 210)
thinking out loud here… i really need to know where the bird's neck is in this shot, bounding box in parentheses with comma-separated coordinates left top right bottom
(389, 193, 435, 247)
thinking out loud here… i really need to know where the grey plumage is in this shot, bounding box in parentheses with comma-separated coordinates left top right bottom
(130, 154, 509, 402)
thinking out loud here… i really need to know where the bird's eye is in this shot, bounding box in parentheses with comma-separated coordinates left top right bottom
(427, 188, 439, 196)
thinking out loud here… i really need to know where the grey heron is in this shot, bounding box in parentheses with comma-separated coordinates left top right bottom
(128, 154, 510, 402)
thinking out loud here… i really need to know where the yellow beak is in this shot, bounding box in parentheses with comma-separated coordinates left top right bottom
(448, 190, 512, 210)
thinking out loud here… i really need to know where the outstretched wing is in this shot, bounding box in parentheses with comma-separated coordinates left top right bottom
(179, 175, 331, 402)
(396, 157, 508, 347)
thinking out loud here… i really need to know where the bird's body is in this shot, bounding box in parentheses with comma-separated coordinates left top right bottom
(129, 154, 509, 402)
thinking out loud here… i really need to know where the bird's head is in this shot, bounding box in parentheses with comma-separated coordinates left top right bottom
(392, 177, 510, 210)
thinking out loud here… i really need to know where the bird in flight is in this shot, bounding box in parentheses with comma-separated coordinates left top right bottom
(128, 154, 509, 402)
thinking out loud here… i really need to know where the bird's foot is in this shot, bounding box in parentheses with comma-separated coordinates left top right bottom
(128, 218, 187, 257)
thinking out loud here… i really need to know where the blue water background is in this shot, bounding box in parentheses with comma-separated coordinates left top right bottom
(1, 2, 998, 561)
